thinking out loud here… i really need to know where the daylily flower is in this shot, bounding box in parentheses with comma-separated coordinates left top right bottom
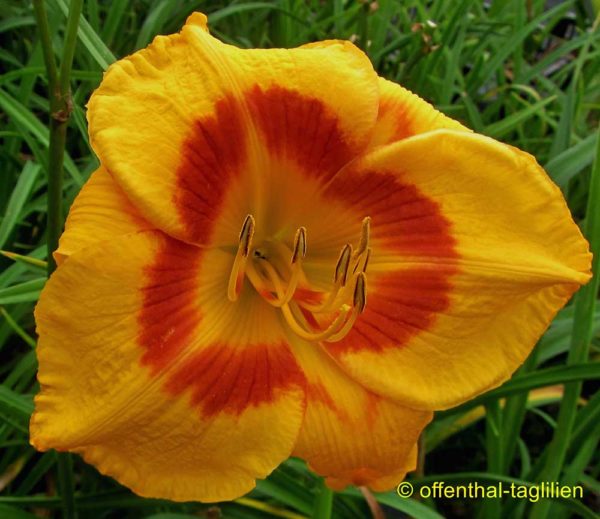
(31, 12, 591, 503)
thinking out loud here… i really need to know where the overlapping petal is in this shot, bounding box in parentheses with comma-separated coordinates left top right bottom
(288, 335, 431, 490)
(316, 130, 591, 410)
(32, 231, 305, 501)
(55, 166, 151, 264)
(87, 13, 379, 247)
(368, 77, 469, 148)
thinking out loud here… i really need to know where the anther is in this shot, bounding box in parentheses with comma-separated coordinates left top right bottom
(291, 227, 307, 264)
(227, 214, 256, 302)
(362, 248, 371, 273)
(334, 244, 353, 286)
(354, 217, 371, 259)
(239, 214, 255, 257)
(353, 272, 367, 313)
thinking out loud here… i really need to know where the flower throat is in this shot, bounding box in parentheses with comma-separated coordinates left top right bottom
(227, 215, 370, 343)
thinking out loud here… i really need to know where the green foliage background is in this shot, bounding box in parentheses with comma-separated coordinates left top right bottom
(0, 0, 599, 518)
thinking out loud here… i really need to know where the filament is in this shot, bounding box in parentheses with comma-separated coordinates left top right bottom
(227, 215, 371, 342)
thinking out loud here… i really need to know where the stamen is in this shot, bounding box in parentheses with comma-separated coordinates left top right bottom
(362, 248, 371, 273)
(244, 261, 279, 303)
(281, 302, 352, 342)
(299, 243, 352, 313)
(283, 227, 306, 304)
(325, 273, 367, 342)
(227, 214, 370, 343)
(335, 244, 353, 286)
(353, 246, 371, 274)
(227, 215, 255, 302)
(354, 216, 371, 259)
(245, 227, 308, 307)
(291, 227, 307, 264)
(239, 215, 255, 257)
(353, 272, 367, 313)
(254, 259, 289, 307)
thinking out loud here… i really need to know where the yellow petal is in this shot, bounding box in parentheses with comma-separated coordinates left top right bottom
(87, 13, 379, 246)
(32, 231, 305, 502)
(368, 78, 469, 148)
(55, 166, 151, 265)
(317, 130, 591, 410)
(289, 336, 431, 491)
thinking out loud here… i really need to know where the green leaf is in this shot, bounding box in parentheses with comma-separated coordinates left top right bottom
(341, 487, 444, 519)
(0, 16, 36, 33)
(0, 504, 41, 519)
(546, 133, 599, 187)
(208, 3, 285, 25)
(0, 247, 46, 288)
(135, 0, 176, 50)
(14, 452, 56, 496)
(101, 0, 129, 47)
(440, 363, 600, 416)
(256, 472, 313, 515)
(144, 515, 204, 519)
(0, 278, 46, 305)
(0, 88, 82, 184)
(51, 0, 116, 70)
(0, 385, 34, 422)
(466, 2, 570, 92)
(485, 96, 555, 139)
(0, 162, 40, 249)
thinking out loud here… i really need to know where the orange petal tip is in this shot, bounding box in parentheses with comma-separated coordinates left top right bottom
(185, 12, 208, 30)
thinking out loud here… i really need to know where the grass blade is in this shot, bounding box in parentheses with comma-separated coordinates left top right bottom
(0, 162, 40, 249)
(0, 279, 46, 305)
(51, 0, 116, 70)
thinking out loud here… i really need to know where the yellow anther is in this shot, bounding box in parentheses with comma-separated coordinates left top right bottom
(291, 227, 307, 264)
(353, 272, 367, 314)
(334, 244, 353, 286)
(239, 214, 255, 257)
(362, 248, 371, 273)
(227, 214, 256, 302)
(299, 243, 352, 314)
(354, 216, 371, 259)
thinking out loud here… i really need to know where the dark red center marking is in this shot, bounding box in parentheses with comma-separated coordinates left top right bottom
(138, 235, 203, 371)
(174, 94, 247, 244)
(138, 236, 306, 416)
(325, 169, 459, 355)
(247, 85, 356, 183)
(175, 86, 359, 243)
(377, 96, 414, 144)
(165, 342, 305, 417)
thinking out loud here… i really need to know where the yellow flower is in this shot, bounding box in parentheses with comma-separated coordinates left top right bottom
(31, 12, 591, 503)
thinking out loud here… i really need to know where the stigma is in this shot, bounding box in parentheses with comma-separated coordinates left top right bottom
(227, 215, 371, 343)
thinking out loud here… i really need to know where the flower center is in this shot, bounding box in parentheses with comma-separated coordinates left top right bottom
(227, 215, 370, 343)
